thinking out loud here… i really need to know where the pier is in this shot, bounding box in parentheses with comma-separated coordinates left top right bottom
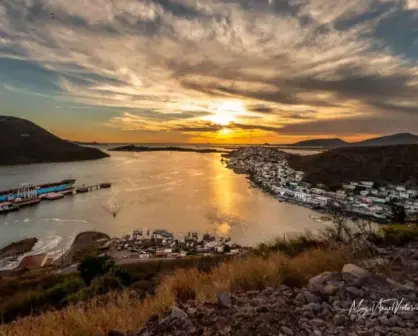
(75, 183, 112, 194)
(0, 182, 112, 214)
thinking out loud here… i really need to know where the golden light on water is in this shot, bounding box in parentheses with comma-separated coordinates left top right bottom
(216, 222, 232, 236)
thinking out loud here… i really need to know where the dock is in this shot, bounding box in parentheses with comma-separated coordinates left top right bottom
(0, 182, 112, 215)
(75, 183, 112, 194)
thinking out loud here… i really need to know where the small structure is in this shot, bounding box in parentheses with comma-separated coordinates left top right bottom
(18, 253, 49, 270)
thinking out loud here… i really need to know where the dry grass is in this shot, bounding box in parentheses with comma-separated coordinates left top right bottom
(0, 247, 354, 336)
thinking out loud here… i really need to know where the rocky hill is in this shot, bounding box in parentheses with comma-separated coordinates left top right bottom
(118, 248, 418, 336)
(288, 144, 418, 187)
(0, 116, 109, 165)
(289, 133, 418, 149)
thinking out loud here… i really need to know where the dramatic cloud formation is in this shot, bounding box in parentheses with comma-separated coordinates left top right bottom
(0, 0, 416, 143)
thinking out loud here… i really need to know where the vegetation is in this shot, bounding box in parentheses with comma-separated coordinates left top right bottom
(0, 247, 354, 336)
(0, 255, 228, 324)
(288, 144, 418, 187)
(1, 212, 418, 335)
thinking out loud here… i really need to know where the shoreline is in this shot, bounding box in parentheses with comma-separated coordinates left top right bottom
(246, 166, 396, 225)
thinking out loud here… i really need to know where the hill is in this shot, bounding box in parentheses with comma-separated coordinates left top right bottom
(288, 133, 418, 148)
(288, 144, 418, 187)
(353, 133, 418, 147)
(0, 116, 109, 165)
(290, 138, 348, 148)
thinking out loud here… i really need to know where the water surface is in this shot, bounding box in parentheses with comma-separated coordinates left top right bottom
(0, 150, 325, 268)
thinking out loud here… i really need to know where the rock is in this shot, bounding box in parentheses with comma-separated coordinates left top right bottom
(262, 287, 274, 296)
(323, 284, 337, 296)
(187, 307, 197, 316)
(345, 286, 364, 298)
(129, 290, 140, 299)
(171, 307, 188, 319)
(378, 316, 390, 326)
(313, 330, 322, 336)
(342, 264, 371, 279)
(295, 292, 306, 304)
(404, 281, 416, 290)
(107, 331, 125, 336)
(280, 326, 294, 335)
(217, 291, 232, 308)
(146, 313, 159, 324)
(304, 291, 322, 303)
(304, 302, 321, 313)
(333, 314, 347, 326)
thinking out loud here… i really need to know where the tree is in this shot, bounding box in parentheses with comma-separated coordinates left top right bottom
(78, 255, 114, 285)
(390, 203, 406, 224)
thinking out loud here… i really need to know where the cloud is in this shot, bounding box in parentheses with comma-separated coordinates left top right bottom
(0, 0, 417, 140)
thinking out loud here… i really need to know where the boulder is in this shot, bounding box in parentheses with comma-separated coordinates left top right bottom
(171, 307, 188, 319)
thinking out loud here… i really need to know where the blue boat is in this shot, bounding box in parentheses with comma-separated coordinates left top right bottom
(0, 179, 76, 202)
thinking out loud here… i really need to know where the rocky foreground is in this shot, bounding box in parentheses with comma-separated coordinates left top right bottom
(107, 243, 418, 336)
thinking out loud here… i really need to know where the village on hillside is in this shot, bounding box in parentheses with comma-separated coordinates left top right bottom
(224, 147, 418, 223)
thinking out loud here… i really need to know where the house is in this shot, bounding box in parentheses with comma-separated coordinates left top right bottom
(360, 181, 374, 188)
(399, 192, 410, 199)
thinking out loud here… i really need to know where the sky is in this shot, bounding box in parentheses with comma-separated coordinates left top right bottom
(0, 0, 417, 144)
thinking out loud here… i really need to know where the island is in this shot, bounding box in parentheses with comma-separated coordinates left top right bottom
(109, 144, 228, 153)
(0, 116, 109, 165)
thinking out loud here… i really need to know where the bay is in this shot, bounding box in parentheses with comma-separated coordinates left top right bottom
(0, 149, 325, 268)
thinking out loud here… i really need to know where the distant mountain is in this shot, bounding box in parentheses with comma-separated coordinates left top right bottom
(353, 133, 418, 147)
(290, 138, 348, 148)
(289, 133, 418, 148)
(0, 116, 109, 165)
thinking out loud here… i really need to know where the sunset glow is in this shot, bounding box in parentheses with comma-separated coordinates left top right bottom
(0, 0, 416, 143)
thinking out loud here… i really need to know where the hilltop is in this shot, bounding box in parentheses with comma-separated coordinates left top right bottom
(288, 144, 418, 187)
(289, 133, 418, 148)
(290, 138, 348, 148)
(0, 116, 109, 165)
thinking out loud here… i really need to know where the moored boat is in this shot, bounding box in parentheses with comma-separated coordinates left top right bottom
(0, 202, 19, 214)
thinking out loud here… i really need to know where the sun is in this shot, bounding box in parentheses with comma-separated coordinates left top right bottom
(220, 128, 232, 135)
(207, 100, 246, 126)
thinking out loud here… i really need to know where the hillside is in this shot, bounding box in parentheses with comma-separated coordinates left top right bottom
(289, 133, 418, 148)
(354, 133, 418, 147)
(0, 116, 109, 165)
(290, 138, 348, 148)
(288, 144, 418, 187)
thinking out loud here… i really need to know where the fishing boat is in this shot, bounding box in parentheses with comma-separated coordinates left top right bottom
(0, 179, 76, 202)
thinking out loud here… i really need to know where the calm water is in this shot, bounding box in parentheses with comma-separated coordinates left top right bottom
(0, 150, 325, 268)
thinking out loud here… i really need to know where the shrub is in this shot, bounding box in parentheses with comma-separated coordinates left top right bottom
(78, 256, 114, 285)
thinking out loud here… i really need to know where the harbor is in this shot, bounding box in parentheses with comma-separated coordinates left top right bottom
(0, 179, 112, 214)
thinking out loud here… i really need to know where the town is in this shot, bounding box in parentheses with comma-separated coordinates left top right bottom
(106, 229, 250, 261)
(223, 147, 418, 223)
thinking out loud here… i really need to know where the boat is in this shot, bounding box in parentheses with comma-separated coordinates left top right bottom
(0, 179, 76, 202)
(0, 202, 19, 214)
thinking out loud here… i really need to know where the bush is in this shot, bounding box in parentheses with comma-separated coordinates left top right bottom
(379, 224, 418, 246)
(78, 255, 114, 285)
